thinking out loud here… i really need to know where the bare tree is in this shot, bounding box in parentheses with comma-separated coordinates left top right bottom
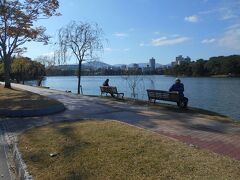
(122, 70, 145, 99)
(57, 21, 103, 94)
(35, 55, 56, 68)
(0, 0, 60, 88)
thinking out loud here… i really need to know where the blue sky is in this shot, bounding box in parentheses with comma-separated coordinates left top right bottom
(24, 0, 240, 65)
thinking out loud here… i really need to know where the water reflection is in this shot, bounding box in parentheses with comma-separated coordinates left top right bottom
(27, 75, 240, 121)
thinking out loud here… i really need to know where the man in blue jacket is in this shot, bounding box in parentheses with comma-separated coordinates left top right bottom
(169, 78, 188, 107)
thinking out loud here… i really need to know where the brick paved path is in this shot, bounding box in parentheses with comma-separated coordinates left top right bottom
(1, 82, 240, 179)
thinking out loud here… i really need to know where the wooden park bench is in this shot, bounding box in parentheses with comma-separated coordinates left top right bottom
(100, 86, 124, 99)
(147, 89, 187, 108)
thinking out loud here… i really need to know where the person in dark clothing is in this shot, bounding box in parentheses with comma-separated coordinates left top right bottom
(102, 79, 114, 97)
(169, 78, 188, 107)
(103, 79, 109, 86)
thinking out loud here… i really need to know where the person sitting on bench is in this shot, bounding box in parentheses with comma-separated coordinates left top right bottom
(102, 79, 114, 97)
(169, 78, 188, 107)
(103, 79, 109, 86)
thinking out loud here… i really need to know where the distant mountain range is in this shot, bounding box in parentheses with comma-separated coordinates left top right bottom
(55, 61, 164, 70)
(83, 61, 110, 69)
(56, 61, 110, 70)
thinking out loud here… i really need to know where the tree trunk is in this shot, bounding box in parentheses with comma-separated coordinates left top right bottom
(3, 57, 11, 88)
(21, 65, 24, 84)
(77, 61, 82, 94)
(37, 77, 43, 86)
(22, 69, 25, 85)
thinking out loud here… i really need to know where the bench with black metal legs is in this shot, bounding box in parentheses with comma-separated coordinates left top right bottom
(147, 89, 187, 108)
(100, 86, 124, 99)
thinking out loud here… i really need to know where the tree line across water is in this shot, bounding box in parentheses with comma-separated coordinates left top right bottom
(0, 57, 45, 84)
(46, 55, 240, 77)
(164, 55, 240, 77)
(0, 55, 239, 84)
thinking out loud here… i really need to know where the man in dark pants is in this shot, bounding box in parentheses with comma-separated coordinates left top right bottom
(102, 79, 114, 97)
(169, 78, 188, 108)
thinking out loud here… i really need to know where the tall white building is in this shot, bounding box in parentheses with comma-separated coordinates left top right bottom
(149, 57, 156, 70)
(175, 55, 191, 65)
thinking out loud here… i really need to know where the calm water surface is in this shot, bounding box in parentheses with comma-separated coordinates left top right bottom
(30, 75, 240, 121)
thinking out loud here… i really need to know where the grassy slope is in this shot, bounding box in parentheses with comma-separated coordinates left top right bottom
(19, 120, 240, 180)
(0, 85, 61, 110)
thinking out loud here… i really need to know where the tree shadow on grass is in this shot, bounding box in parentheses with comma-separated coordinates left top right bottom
(51, 123, 91, 158)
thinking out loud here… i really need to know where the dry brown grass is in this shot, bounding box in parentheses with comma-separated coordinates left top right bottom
(19, 120, 240, 180)
(0, 85, 61, 110)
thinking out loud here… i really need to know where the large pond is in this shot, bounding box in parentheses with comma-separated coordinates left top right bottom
(28, 75, 240, 121)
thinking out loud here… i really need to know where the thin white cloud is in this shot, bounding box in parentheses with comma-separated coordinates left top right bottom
(139, 42, 147, 47)
(104, 48, 113, 52)
(154, 31, 160, 35)
(218, 24, 240, 50)
(220, 8, 237, 20)
(113, 32, 128, 37)
(151, 36, 189, 46)
(171, 34, 180, 37)
(199, 1, 240, 21)
(104, 47, 130, 52)
(184, 15, 199, 23)
(199, 8, 219, 15)
(201, 38, 216, 44)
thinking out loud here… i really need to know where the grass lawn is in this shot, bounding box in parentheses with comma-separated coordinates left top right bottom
(0, 85, 62, 110)
(19, 120, 240, 180)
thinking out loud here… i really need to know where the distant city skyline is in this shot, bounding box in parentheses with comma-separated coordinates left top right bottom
(23, 0, 240, 65)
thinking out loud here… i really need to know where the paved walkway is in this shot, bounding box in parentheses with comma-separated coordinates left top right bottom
(1, 83, 240, 179)
(0, 128, 11, 180)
